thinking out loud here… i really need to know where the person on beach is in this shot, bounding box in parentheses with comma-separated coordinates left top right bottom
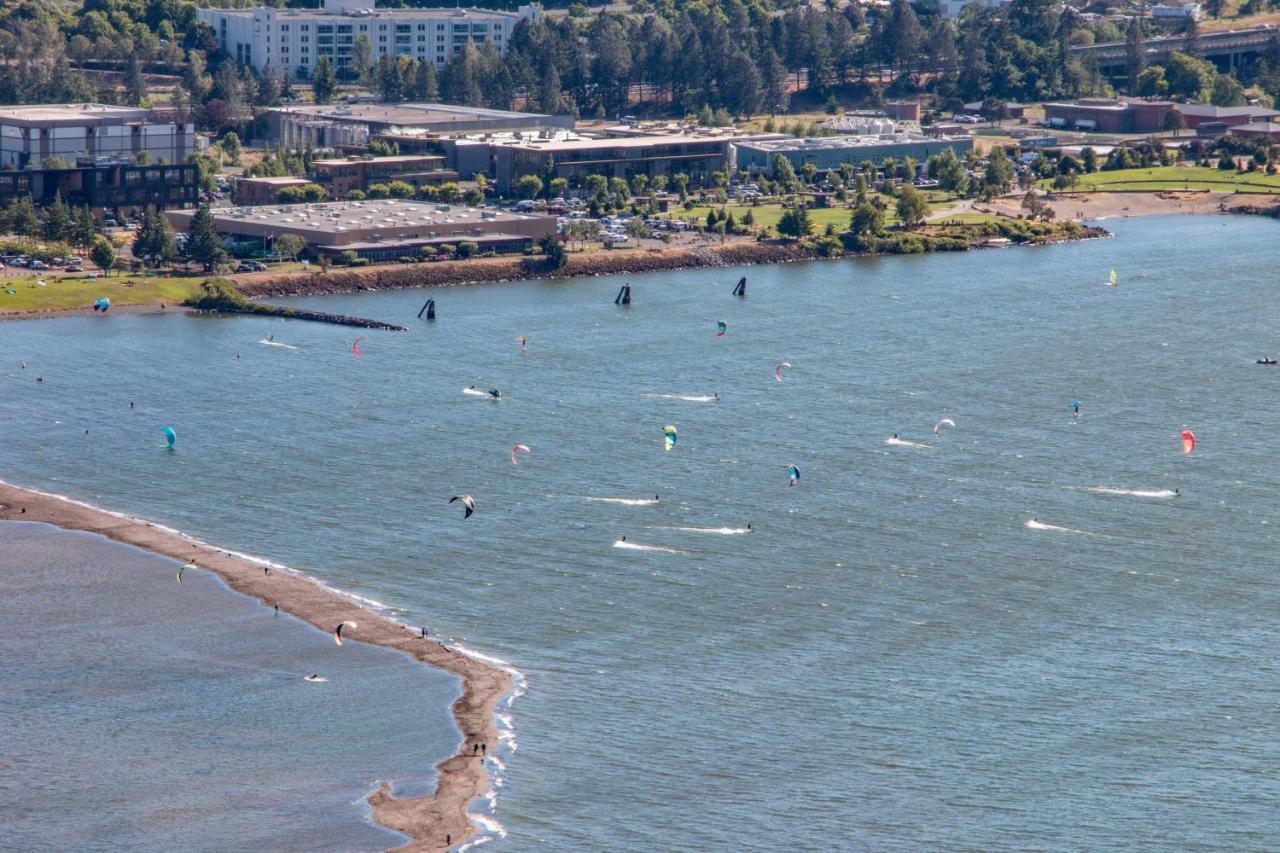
(481, 743, 486, 756)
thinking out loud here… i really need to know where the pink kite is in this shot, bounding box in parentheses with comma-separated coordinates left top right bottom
(1180, 430, 1196, 455)
(511, 443, 531, 464)
(352, 337, 365, 357)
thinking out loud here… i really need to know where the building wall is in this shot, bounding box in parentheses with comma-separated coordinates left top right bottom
(1043, 102, 1172, 133)
(0, 120, 192, 168)
(198, 5, 539, 81)
(491, 139, 730, 192)
(312, 155, 448, 195)
(0, 163, 198, 211)
(733, 138, 974, 173)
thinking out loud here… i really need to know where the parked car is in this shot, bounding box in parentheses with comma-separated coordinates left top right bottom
(30, 260, 48, 270)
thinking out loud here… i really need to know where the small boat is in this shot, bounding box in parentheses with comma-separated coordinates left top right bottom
(1257, 358, 1278, 365)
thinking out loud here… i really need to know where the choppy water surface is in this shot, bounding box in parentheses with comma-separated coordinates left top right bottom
(3, 216, 1280, 849)
(0, 523, 458, 851)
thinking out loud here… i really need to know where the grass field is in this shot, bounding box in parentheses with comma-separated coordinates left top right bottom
(0, 273, 203, 313)
(1044, 166, 1280, 194)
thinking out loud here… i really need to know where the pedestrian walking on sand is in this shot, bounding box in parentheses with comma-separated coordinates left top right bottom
(481, 743, 486, 756)
(473, 743, 479, 755)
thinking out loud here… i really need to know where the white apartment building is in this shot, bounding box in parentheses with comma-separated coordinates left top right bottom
(198, 0, 540, 81)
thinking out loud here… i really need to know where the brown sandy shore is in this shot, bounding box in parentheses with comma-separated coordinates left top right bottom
(0, 478, 508, 852)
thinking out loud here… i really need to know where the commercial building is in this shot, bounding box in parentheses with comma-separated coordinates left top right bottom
(198, 0, 539, 81)
(1043, 99, 1173, 133)
(488, 132, 737, 193)
(930, 0, 1008, 19)
(1173, 103, 1280, 128)
(1231, 121, 1280, 142)
(310, 154, 457, 196)
(166, 199, 555, 261)
(0, 104, 195, 169)
(0, 156, 199, 212)
(235, 176, 316, 206)
(264, 102, 573, 149)
(731, 134, 974, 174)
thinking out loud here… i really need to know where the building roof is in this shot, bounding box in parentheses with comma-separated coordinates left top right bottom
(169, 199, 549, 241)
(734, 133, 966, 152)
(237, 176, 314, 186)
(497, 133, 733, 152)
(312, 154, 444, 167)
(1175, 103, 1280, 119)
(269, 102, 560, 128)
(1233, 121, 1280, 134)
(0, 103, 151, 127)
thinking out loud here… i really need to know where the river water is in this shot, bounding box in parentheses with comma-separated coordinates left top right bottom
(2, 215, 1279, 849)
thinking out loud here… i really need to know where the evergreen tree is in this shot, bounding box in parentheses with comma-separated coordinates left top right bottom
(8, 197, 39, 240)
(414, 60, 439, 102)
(73, 206, 97, 251)
(1125, 18, 1146, 94)
(352, 35, 373, 85)
(539, 63, 562, 114)
(42, 191, 72, 243)
(133, 208, 176, 269)
(125, 55, 147, 106)
(313, 56, 336, 105)
(186, 204, 227, 272)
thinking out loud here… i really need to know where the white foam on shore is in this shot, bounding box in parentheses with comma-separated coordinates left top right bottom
(585, 496, 659, 506)
(1086, 486, 1178, 499)
(0, 478, 526, 845)
(614, 539, 685, 554)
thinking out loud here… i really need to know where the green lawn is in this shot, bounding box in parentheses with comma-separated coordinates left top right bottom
(0, 273, 204, 313)
(1045, 166, 1280, 194)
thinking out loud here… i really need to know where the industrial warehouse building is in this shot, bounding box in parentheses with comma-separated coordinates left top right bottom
(166, 200, 555, 262)
(731, 133, 973, 174)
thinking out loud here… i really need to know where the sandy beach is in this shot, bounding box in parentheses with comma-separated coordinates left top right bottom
(0, 478, 510, 852)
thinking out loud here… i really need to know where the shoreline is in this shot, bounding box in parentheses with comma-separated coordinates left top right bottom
(0, 478, 510, 852)
(5, 194, 1274, 322)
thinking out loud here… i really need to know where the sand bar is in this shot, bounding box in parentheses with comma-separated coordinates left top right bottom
(0, 477, 510, 852)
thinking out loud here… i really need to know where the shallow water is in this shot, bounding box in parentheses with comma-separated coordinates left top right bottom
(3, 215, 1280, 848)
(0, 523, 459, 851)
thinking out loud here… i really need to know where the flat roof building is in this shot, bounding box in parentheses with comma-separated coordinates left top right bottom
(0, 156, 199, 212)
(167, 199, 555, 261)
(199, 0, 539, 80)
(731, 134, 973, 174)
(1231, 121, 1280, 141)
(264, 102, 573, 149)
(488, 132, 741, 193)
(311, 154, 457, 196)
(235, 176, 315, 206)
(1173, 103, 1280, 128)
(1043, 99, 1174, 133)
(0, 103, 195, 169)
